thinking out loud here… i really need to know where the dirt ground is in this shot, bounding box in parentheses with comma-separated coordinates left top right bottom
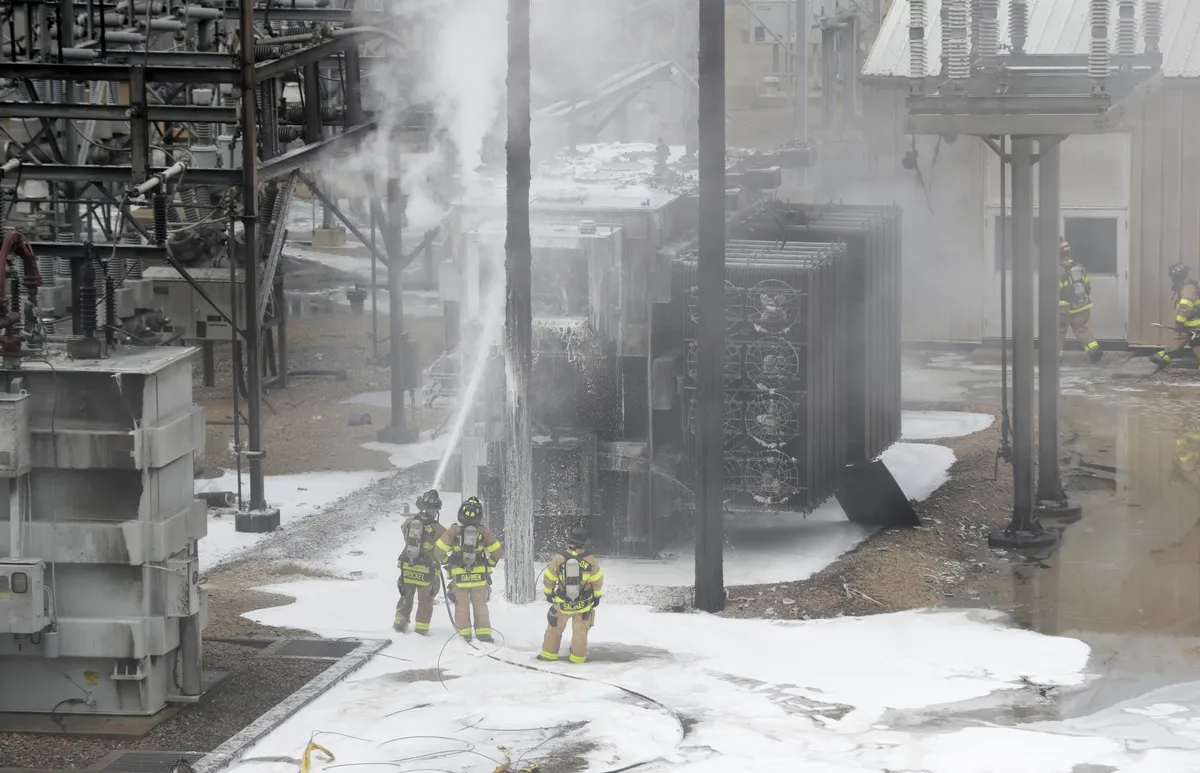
(194, 309, 449, 477)
(724, 405, 1016, 621)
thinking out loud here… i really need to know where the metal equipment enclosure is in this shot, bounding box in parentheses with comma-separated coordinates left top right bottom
(0, 348, 206, 715)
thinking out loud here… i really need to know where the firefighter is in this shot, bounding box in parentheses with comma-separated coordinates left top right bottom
(1058, 239, 1103, 363)
(539, 526, 604, 664)
(1152, 263, 1200, 371)
(394, 489, 446, 634)
(434, 496, 503, 643)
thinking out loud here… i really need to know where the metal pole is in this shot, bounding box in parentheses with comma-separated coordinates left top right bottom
(503, 0, 535, 604)
(794, 0, 808, 143)
(239, 0, 267, 512)
(695, 0, 726, 612)
(989, 137, 1056, 550)
(370, 208, 379, 361)
(382, 177, 412, 441)
(1035, 138, 1078, 519)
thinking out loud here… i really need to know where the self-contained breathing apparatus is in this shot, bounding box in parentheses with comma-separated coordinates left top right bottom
(1067, 263, 1088, 305)
(397, 490, 441, 597)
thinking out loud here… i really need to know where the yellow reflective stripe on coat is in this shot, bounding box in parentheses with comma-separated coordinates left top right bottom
(544, 569, 559, 582)
(1180, 298, 1196, 309)
(401, 565, 433, 586)
(582, 570, 603, 583)
(434, 538, 452, 553)
(553, 598, 595, 614)
(1066, 302, 1092, 313)
(485, 540, 501, 552)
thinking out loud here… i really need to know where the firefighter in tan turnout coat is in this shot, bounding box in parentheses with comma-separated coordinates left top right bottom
(539, 526, 604, 664)
(435, 496, 503, 642)
(394, 490, 446, 634)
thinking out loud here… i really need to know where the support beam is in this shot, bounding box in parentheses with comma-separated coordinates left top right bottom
(3, 164, 242, 186)
(378, 177, 416, 444)
(298, 174, 390, 266)
(0, 62, 240, 83)
(239, 0, 269, 520)
(503, 0, 536, 605)
(0, 102, 237, 123)
(1035, 138, 1081, 522)
(989, 137, 1057, 550)
(695, 0, 726, 612)
(256, 121, 377, 182)
(254, 31, 375, 82)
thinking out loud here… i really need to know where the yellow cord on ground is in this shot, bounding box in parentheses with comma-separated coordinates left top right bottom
(301, 741, 334, 773)
(493, 745, 511, 772)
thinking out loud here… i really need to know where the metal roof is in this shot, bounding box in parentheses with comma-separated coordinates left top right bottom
(862, 0, 1200, 78)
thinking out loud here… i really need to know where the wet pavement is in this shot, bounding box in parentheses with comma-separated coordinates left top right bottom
(904, 348, 1200, 725)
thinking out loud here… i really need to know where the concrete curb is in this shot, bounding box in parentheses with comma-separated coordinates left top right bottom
(193, 638, 390, 773)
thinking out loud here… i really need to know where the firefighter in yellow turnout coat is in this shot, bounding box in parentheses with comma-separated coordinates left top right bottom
(434, 497, 503, 643)
(539, 526, 604, 664)
(1152, 263, 1200, 371)
(394, 490, 446, 634)
(1058, 240, 1102, 362)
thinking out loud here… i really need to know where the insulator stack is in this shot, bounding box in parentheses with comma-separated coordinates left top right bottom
(9, 269, 22, 337)
(909, 0, 928, 92)
(277, 126, 304, 144)
(122, 232, 144, 280)
(192, 121, 214, 143)
(946, 0, 971, 79)
(977, 0, 1000, 59)
(37, 254, 56, 287)
(1143, 0, 1162, 54)
(79, 265, 98, 338)
(109, 248, 127, 286)
(940, 4, 952, 75)
(259, 184, 279, 230)
(1009, 1, 1028, 54)
(56, 229, 73, 280)
(1115, 0, 1137, 55)
(104, 273, 116, 346)
(970, 0, 982, 58)
(1089, 0, 1112, 87)
(282, 104, 345, 123)
(153, 192, 169, 246)
(179, 188, 202, 224)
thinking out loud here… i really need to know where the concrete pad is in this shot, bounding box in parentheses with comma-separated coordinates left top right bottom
(0, 672, 228, 737)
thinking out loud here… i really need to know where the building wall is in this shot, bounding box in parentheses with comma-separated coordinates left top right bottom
(860, 80, 987, 342)
(1126, 80, 1200, 348)
(861, 77, 1200, 346)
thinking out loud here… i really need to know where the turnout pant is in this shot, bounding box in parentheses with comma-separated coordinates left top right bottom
(541, 607, 595, 664)
(1059, 310, 1099, 357)
(395, 577, 438, 633)
(450, 584, 491, 639)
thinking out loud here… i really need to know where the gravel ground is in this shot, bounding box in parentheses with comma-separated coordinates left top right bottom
(723, 407, 1015, 620)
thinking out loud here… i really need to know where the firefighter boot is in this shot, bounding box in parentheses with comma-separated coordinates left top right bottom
(1089, 346, 1103, 363)
(393, 618, 409, 633)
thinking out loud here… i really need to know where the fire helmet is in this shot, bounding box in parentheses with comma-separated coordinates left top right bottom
(458, 496, 484, 526)
(416, 489, 442, 514)
(1170, 263, 1190, 285)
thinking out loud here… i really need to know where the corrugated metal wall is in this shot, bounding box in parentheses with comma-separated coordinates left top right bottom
(860, 81, 987, 342)
(1126, 81, 1200, 348)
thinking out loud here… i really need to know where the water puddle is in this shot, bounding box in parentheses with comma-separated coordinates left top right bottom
(948, 380, 1200, 727)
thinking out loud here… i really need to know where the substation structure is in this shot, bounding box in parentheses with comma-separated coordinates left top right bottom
(435, 173, 913, 560)
(0, 0, 427, 717)
(904, 0, 1162, 547)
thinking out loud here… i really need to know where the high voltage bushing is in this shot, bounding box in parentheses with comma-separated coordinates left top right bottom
(1009, 0, 1028, 54)
(277, 126, 305, 143)
(977, 0, 1000, 60)
(1143, 0, 1162, 54)
(153, 192, 169, 247)
(1089, 0, 1111, 88)
(282, 104, 345, 123)
(909, 0, 927, 93)
(946, 0, 971, 80)
(940, 3, 952, 75)
(181, 5, 223, 20)
(1115, 0, 1137, 55)
(255, 42, 309, 60)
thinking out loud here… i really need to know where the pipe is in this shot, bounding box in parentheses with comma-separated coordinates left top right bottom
(132, 160, 187, 195)
(1036, 139, 1066, 509)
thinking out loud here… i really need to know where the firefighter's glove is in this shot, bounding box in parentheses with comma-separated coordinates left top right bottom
(591, 596, 601, 608)
(447, 589, 456, 603)
(430, 578, 440, 599)
(544, 592, 554, 604)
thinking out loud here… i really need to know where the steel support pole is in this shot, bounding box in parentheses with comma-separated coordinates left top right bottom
(503, 0, 536, 604)
(240, 0, 267, 513)
(990, 137, 1057, 550)
(1035, 138, 1080, 521)
(695, 0, 726, 612)
(794, 0, 808, 142)
(379, 177, 415, 442)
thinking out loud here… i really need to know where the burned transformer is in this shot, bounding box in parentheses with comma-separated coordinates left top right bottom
(436, 183, 910, 559)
